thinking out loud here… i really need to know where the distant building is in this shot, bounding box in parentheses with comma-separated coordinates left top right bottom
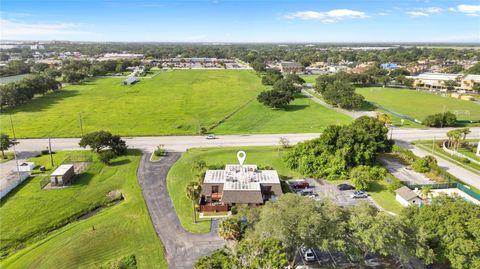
(327, 65, 350, 73)
(461, 74, 480, 91)
(395, 186, 422, 207)
(123, 76, 138, 85)
(100, 53, 144, 61)
(200, 158, 282, 212)
(381, 63, 399, 70)
(407, 72, 460, 90)
(279, 61, 304, 74)
(50, 164, 75, 186)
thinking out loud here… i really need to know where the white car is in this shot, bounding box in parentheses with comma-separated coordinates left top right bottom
(303, 248, 316, 262)
(350, 191, 368, 199)
(205, 135, 216, 139)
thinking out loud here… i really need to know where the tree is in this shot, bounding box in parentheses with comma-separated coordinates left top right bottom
(261, 68, 283, 85)
(194, 239, 288, 269)
(350, 165, 386, 191)
(285, 73, 305, 85)
(218, 218, 243, 241)
(79, 131, 127, 155)
(285, 117, 392, 179)
(272, 78, 300, 94)
(0, 134, 18, 159)
(279, 137, 290, 149)
(420, 186, 432, 204)
(321, 80, 364, 109)
(401, 195, 480, 268)
(377, 113, 392, 125)
(347, 203, 410, 263)
(186, 181, 202, 223)
(79, 131, 114, 153)
(252, 194, 347, 266)
(257, 89, 294, 109)
(423, 111, 457, 127)
(413, 155, 437, 173)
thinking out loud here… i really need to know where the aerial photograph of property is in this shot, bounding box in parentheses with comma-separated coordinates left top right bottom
(0, 0, 479, 268)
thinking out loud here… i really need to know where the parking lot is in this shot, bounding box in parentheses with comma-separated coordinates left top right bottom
(287, 179, 378, 208)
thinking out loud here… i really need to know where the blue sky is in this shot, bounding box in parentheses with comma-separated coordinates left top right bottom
(1, 0, 479, 42)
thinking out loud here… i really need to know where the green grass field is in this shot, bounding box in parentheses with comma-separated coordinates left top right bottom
(166, 146, 302, 233)
(0, 151, 167, 268)
(1, 70, 349, 138)
(300, 75, 318, 84)
(213, 94, 351, 134)
(357, 87, 480, 125)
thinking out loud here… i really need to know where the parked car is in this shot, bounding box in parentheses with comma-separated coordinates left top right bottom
(351, 191, 368, 199)
(205, 135, 216, 139)
(291, 180, 310, 189)
(301, 247, 317, 262)
(298, 189, 318, 197)
(337, 183, 355, 191)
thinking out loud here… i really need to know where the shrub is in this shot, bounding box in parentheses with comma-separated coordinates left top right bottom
(423, 111, 457, 127)
(100, 254, 137, 269)
(41, 149, 50, 155)
(413, 156, 436, 173)
(154, 144, 166, 157)
(99, 151, 116, 165)
(462, 158, 471, 164)
(231, 206, 238, 215)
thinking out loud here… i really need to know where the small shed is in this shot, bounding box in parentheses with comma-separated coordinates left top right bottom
(395, 186, 422, 207)
(18, 162, 35, 173)
(123, 76, 138, 85)
(50, 164, 75, 186)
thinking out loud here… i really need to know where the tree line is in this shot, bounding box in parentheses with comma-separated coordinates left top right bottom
(0, 73, 61, 109)
(196, 194, 479, 269)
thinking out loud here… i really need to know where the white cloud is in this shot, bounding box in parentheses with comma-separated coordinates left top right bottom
(406, 11, 429, 17)
(406, 7, 443, 17)
(0, 19, 96, 40)
(457, 4, 480, 16)
(285, 9, 368, 23)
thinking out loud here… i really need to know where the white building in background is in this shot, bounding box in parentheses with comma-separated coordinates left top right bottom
(395, 186, 423, 207)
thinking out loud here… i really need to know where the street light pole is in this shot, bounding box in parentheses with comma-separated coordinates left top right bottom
(9, 115, 20, 180)
(79, 113, 84, 137)
(48, 136, 54, 167)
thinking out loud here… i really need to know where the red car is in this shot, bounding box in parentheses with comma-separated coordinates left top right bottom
(291, 180, 310, 189)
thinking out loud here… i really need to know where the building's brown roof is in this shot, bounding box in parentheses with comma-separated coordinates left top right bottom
(221, 190, 263, 204)
(395, 186, 419, 201)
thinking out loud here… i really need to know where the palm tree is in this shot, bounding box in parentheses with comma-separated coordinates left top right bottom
(218, 218, 242, 241)
(421, 186, 432, 205)
(186, 181, 202, 223)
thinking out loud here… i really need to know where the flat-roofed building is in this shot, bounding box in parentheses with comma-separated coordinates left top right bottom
(461, 74, 480, 91)
(50, 164, 75, 186)
(407, 72, 460, 90)
(200, 164, 282, 211)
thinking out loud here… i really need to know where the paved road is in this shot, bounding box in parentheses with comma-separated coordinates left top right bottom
(380, 157, 433, 185)
(136, 152, 223, 269)
(13, 128, 480, 152)
(396, 140, 480, 190)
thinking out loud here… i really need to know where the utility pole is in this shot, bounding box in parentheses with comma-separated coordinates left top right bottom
(432, 136, 435, 155)
(79, 112, 84, 137)
(48, 136, 54, 167)
(9, 115, 20, 180)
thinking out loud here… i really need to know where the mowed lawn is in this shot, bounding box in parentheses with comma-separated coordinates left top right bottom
(213, 95, 351, 134)
(0, 70, 265, 138)
(167, 146, 302, 233)
(0, 151, 167, 268)
(357, 87, 480, 124)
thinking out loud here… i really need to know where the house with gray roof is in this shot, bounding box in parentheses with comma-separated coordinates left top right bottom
(395, 186, 423, 207)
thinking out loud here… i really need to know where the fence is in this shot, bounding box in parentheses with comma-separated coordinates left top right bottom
(366, 101, 421, 123)
(406, 182, 480, 202)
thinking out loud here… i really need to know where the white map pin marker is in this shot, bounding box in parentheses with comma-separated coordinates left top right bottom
(237, 151, 246, 165)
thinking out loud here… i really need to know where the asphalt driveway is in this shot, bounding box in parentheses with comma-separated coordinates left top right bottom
(137, 152, 224, 269)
